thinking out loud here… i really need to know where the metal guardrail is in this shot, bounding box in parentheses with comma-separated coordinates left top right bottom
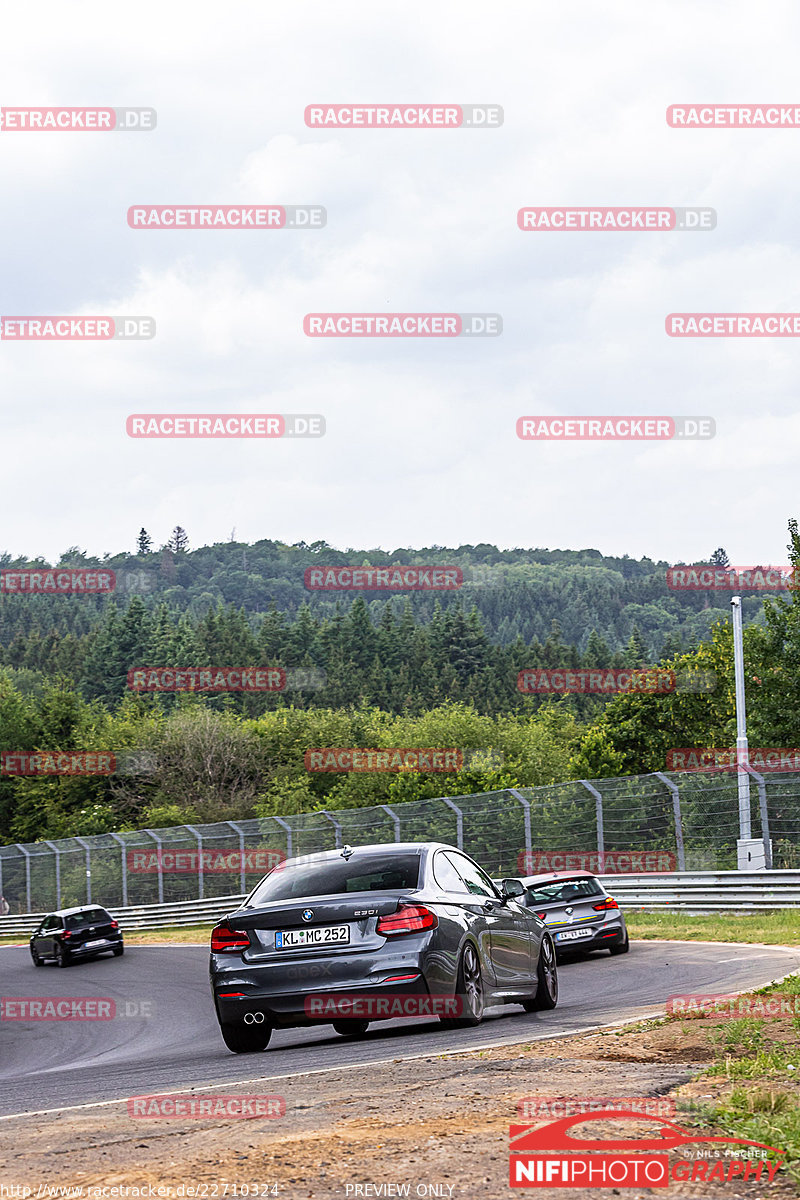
(3, 870, 800, 936)
(0, 895, 246, 938)
(599, 870, 800, 913)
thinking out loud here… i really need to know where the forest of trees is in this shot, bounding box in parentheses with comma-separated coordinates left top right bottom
(1, 525, 798, 844)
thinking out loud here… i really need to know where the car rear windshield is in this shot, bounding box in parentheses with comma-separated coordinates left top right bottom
(525, 878, 603, 904)
(65, 908, 112, 929)
(247, 853, 421, 905)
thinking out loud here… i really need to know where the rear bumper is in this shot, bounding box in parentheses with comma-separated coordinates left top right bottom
(550, 916, 627, 954)
(213, 973, 433, 1029)
(68, 936, 123, 956)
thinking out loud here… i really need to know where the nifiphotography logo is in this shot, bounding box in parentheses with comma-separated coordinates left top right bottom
(509, 1110, 784, 1187)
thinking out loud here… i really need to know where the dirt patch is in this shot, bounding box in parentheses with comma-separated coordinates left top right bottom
(1, 1013, 796, 1200)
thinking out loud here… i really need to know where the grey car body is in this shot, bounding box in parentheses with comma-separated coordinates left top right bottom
(210, 841, 558, 1053)
(506, 870, 629, 958)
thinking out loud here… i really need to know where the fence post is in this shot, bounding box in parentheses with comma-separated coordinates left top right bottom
(272, 816, 293, 861)
(579, 782, 604, 872)
(15, 846, 32, 913)
(184, 825, 205, 899)
(442, 798, 464, 849)
(43, 841, 62, 909)
(108, 833, 129, 906)
(145, 830, 164, 903)
(321, 811, 342, 849)
(508, 789, 532, 871)
(379, 804, 401, 842)
(654, 771, 686, 872)
(226, 821, 247, 893)
(744, 765, 772, 869)
(74, 837, 92, 904)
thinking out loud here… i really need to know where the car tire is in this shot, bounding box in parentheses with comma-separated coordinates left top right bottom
(523, 934, 558, 1011)
(113, 945, 124, 957)
(441, 942, 484, 1028)
(609, 930, 630, 956)
(31, 949, 43, 967)
(219, 1021, 272, 1053)
(56, 944, 71, 969)
(332, 1019, 370, 1037)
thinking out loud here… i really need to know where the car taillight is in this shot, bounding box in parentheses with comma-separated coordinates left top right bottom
(593, 897, 619, 911)
(110, 920, 119, 930)
(535, 912, 547, 921)
(376, 904, 438, 937)
(61, 931, 72, 939)
(210, 923, 251, 952)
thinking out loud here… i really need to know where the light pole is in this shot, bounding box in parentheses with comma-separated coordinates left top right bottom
(730, 596, 752, 853)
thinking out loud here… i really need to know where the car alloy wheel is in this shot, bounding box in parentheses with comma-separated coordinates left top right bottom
(56, 944, 71, 969)
(332, 1019, 370, 1037)
(442, 943, 484, 1028)
(220, 1021, 272, 1053)
(113, 945, 124, 956)
(524, 934, 558, 1011)
(31, 949, 43, 967)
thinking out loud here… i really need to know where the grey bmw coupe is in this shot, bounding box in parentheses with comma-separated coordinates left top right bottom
(210, 841, 558, 1052)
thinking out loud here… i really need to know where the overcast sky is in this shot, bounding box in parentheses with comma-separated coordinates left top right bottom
(2, 0, 799, 567)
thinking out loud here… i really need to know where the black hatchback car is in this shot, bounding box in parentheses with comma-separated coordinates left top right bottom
(30, 906, 124, 967)
(210, 841, 558, 1053)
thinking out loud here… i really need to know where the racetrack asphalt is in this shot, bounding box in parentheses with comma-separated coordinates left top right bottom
(2, 939, 799, 1118)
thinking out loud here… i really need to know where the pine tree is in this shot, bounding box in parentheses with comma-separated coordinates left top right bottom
(167, 526, 189, 554)
(710, 548, 730, 568)
(137, 529, 153, 555)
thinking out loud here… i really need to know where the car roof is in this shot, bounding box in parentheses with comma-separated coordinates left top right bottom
(47, 905, 109, 917)
(520, 871, 600, 885)
(281, 842, 460, 866)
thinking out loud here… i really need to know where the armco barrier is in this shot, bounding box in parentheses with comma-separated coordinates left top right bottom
(3, 871, 800, 937)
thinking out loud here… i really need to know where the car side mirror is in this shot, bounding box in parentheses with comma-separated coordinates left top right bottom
(500, 878, 525, 901)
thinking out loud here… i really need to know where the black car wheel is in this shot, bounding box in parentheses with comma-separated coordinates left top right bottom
(332, 1019, 370, 1037)
(442, 942, 484, 1028)
(609, 930, 630, 956)
(524, 934, 558, 1011)
(113, 945, 124, 957)
(56, 944, 71, 968)
(219, 1021, 272, 1053)
(31, 948, 43, 967)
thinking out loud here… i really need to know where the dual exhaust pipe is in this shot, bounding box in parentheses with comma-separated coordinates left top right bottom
(243, 1011, 266, 1024)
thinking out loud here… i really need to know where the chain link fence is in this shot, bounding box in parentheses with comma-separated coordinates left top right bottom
(0, 768, 797, 914)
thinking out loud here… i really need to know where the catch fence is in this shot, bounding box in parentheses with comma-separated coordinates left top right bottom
(0, 768, 796, 914)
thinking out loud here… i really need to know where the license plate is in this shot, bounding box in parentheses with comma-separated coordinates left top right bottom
(84, 938, 108, 948)
(556, 928, 593, 942)
(276, 925, 350, 950)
